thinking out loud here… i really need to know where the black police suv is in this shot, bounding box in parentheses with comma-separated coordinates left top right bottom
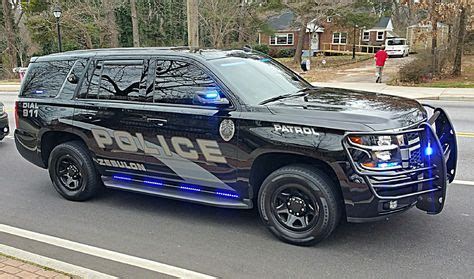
(14, 48, 457, 245)
(0, 101, 9, 141)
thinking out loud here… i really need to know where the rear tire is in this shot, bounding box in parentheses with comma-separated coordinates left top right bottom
(258, 165, 342, 246)
(48, 141, 101, 201)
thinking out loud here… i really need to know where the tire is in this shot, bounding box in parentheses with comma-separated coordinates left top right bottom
(48, 141, 102, 201)
(258, 165, 342, 246)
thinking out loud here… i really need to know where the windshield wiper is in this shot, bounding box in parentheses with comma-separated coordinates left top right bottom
(259, 90, 311, 105)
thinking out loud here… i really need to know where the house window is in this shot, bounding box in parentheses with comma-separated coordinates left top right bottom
(332, 32, 347, 44)
(326, 16, 332, 23)
(377, 31, 384, 41)
(363, 31, 370, 41)
(269, 33, 294, 46)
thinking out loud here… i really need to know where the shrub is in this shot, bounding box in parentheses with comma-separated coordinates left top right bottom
(277, 48, 296, 58)
(268, 48, 296, 58)
(252, 44, 270, 54)
(398, 53, 433, 83)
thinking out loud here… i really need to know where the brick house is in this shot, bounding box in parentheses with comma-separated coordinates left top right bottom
(258, 13, 397, 55)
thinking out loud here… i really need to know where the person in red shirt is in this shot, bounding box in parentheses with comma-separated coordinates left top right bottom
(374, 46, 388, 83)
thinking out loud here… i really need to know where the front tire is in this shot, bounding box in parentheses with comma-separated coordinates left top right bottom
(48, 141, 101, 201)
(258, 165, 342, 246)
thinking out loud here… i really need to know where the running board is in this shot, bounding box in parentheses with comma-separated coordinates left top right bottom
(101, 176, 252, 209)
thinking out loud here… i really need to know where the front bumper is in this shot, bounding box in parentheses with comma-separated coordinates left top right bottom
(342, 105, 457, 222)
(0, 113, 9, 139)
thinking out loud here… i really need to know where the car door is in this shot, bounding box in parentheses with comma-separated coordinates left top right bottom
(140, 58, 241, 196)
(73, 58, 149, 177)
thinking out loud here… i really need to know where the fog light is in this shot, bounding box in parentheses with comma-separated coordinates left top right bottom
(389, 200, 397, 209)
(3, 127, 8, 133)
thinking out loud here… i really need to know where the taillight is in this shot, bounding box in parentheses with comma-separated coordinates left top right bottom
(15, 101, 19, 129)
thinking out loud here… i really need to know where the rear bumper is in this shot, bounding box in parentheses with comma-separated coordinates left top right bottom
(341, 106, 457, 222)
(0, 114, 9, 138)
(14, 129, 46, 168)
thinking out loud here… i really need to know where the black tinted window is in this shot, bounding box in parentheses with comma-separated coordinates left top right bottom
(21, 60, 75, 98)
(86, 60, 145, 101)
(150, 60, 220, 105)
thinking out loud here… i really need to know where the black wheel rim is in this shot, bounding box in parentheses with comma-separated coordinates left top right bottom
(56, 155, 83, 191)
(271, 184, 320, 232)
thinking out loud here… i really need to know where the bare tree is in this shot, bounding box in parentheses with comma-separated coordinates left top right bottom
(103, 0, 120, 48)
(288, 0, 349, 65)
(199, 0, 241, 48)
(130, 0, 140, 47)
(2, 0, 19, 78)
(453, 2, 471, 76)
(187, 0, 199, 48)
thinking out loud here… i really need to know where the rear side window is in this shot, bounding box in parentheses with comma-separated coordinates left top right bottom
(85, 60, 145, 101)
(21, 60, 75, 98)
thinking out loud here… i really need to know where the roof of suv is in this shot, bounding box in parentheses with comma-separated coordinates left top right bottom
(33, 47, 253, 62)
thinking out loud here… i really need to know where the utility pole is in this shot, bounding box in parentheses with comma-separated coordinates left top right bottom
(130, 0, 140, 47)
(187, 0, 199, 49)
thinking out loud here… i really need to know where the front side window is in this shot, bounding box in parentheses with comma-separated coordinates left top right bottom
(333, 32, 347, 44)
(21, 60, 75, 98)
(85, 60, 145, 101)
(151, 60, 221, 106)
(270, 33, 294, 46)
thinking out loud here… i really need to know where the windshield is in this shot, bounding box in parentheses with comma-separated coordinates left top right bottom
(210, 55, 310, 105)
(387, 39, 406, 46)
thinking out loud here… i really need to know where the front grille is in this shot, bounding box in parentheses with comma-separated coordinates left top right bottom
(344, 124, 445, 199)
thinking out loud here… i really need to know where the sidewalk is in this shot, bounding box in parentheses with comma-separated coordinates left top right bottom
(312, 82, 474, 101)
(0, 85, 20, 93)
(0, 255, 70, 279)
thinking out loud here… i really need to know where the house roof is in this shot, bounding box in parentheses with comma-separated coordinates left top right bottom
(375, 17, 391, 29)
(267, 11, 295, 30)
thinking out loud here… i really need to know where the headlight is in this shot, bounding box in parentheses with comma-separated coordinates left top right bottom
(348, 135, 403, 170)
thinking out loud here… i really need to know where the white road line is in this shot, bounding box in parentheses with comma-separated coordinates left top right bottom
(0, 224, 216, 279)
(0, 243, 117, 279)
(452, 180, 474, 186)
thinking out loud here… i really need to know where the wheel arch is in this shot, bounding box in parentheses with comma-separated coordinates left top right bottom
(248, 151, 343, 205)
(39, 130, 88, 168)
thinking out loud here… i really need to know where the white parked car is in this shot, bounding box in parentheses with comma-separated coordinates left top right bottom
(385, 38, 410, 57)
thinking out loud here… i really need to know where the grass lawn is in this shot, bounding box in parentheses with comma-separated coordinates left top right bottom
(276, 54, 372, 82)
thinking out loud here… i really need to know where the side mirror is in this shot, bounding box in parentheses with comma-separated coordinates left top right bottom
(300, 59, 311, 72)
(67, 73, 79, 84)
(194, 88, 230, 106)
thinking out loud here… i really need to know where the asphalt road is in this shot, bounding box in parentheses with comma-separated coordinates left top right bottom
(0, 92, 473, 278)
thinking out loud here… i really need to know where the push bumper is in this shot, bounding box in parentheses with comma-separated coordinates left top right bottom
(342, 105, 457, 222)
(0, 113, 9, 139)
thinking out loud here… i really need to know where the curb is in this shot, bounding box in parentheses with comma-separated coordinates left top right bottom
(0, 244, 117, 279)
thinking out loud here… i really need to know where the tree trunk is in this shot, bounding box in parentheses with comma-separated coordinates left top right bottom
(430, 0, 439, 75)
(2, 0, 18, 78)
(130, 0, 140, 47)
(104, 0, 119, 47)
(187, 0, 199, 48)
(293, 21, 307, 65)
(453, 6, 467, 77)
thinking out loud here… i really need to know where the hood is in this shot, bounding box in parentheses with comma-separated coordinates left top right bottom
(266, 87, 426, 131)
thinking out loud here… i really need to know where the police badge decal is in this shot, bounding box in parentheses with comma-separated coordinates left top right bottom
(220, 119, 235, 142)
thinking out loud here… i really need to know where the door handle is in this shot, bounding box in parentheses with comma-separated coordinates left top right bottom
(146, 118, 167, 126)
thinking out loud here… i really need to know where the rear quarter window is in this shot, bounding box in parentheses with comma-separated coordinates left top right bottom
(21, 60, 75, 98)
